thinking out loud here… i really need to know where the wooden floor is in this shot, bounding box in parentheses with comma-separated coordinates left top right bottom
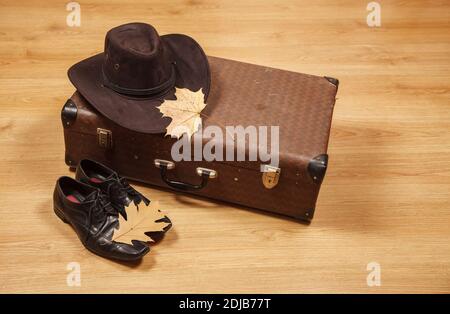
(0, 0, 449, 293)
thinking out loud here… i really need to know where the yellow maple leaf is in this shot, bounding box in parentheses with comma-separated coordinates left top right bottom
(112, 201, 171, 245)
(158, 88, 206, 139)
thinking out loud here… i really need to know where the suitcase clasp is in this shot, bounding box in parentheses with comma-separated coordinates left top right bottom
(97, 128, 112, 149)
(262, 165, 281, 189)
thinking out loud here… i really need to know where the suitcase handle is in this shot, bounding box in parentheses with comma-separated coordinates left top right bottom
(154, 159, 217, 191)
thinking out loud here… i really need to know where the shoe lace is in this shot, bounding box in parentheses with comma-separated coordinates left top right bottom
(105, 176, 150, 209)
(85, 192, 116, 241)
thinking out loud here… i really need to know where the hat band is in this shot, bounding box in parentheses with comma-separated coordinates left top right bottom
(102, 64, 176, 96)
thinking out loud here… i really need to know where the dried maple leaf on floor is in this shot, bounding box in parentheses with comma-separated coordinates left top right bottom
(112, 201, 171, 245)
(158, 87, 207, 139)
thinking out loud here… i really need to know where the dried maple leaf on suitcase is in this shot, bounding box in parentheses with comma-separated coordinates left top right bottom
(112, 201, 171, 245)
(157, 88, 206, 139)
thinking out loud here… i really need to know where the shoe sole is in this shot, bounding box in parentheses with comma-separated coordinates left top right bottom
(54, 204, 149, 262)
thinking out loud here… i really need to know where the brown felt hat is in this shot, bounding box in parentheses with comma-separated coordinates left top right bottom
(68, 22, 211, 133)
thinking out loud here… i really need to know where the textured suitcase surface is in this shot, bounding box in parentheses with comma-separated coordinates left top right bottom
(62, 56, 338, 221)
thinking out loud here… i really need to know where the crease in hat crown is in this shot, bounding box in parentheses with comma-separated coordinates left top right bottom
(102, 22, 176, 96)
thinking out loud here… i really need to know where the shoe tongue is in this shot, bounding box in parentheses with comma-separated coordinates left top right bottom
(84, 191, 98, 202)
(105, 172, 120, 182)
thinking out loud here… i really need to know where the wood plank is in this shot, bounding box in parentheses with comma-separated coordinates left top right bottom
(0, 0, 448, 293)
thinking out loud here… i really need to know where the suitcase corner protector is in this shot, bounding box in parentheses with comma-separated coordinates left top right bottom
(307, 154, 328, 184)
(324, 76, 339, 89)
(61, 99, 77, 128)
(304, 208, 314, 222)
(64, 153, 76, 169)
(294, 208, 315, 223)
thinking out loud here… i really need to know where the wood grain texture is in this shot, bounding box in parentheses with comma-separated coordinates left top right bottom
(0, 0, 449, 293)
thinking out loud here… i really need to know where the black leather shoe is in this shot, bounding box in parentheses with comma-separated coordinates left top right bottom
(53, 176, 150, 261)
(75, 160, 171, 231)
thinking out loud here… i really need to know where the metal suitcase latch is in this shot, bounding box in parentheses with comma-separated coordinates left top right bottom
(262, 165, 281, 189)
(97, 128, 112, 149)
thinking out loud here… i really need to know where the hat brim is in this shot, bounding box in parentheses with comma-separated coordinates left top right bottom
(68, 34, 211, 134)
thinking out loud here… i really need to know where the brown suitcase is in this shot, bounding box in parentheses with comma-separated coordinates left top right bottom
(61, 56, 338, 221)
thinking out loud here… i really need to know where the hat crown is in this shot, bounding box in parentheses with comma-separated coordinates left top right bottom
(102, 23, 174, 96)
